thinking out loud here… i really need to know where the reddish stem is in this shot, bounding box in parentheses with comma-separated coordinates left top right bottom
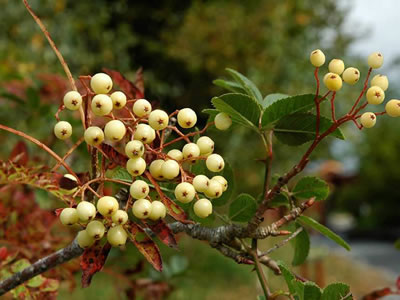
(313, 67, 321, 136)
(349, 68, 372, 114)
(330, 92, 337, 123)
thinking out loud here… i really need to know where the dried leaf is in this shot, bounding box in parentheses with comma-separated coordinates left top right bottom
(101, 144, 128, 167)
(135, 67, 145, 96)
(103, 68, 144, 99)
(159, 193, 191, 223)
(143, 219, 178, 249)
(80, 242, 112, 288)
(9, 141, 29, 166)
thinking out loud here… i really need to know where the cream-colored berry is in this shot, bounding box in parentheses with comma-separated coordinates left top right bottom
(126, 157, 146, 176)
(112, 210, 129, 225)
(193, 175, 210, 193)
(76, 201, 96, 222)
(196, 136, 214, 156)
(323, 73, 343, 91)
(182, 143, 200, 159)
(148, 109, 169, 130)
(149, 159, 165, 180)
(167, 149, 183, 161)
(366, 86, 385, 105)
(385, 99, 400, 117)
(134, 124, 156, 144)
(54, 121, 72, 140)
(148, 201, 167, 221)
(132, 199, 152, 219)
(104, 120, 126, 141)
(211, 176, 228, 192)
(342, 67, 360, 85)
(206, 154, 225, 172)
(360, 112, 376, 128)
(310, 49, 325, 67)
(86, 220, 105, 240)
(177, 108, 197, 128)
(63, 91, 82, 111)
(161, 160, 180, 180)
(90, 73, 113, 94)
(328, 59, 345, 75)
(84, 126, 104, 146)
(133, 99, 152, 117)
(368, 52, 384, 69)
(110, 91, 127, 109)
(370, 74, 389, 91)
(193, 199, 212, 218)
(60, 174, 78, 195)
(97, 196, 119, 216)
(125, 140, 144, 158)
(91, 94, 113, 116)
(60, 207, 79, 226)
(204, 179, 223, 198)
(77, 230, 95, 248)
(107, 225, 128, 247)
(215, 113, 232, 130)
(174, 182, 196, 203)
(130, 180, 150, 199)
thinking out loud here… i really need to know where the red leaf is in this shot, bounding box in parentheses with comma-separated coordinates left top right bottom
(54, 208, 63, 217)
(397, 276, 400, 290)
(102, 68, 144, 99)
(128, 222, 162, 271)
(0, 246, 8, 260)
(160, 193, 191, 223)
(362, 287, 393, 300)
(9, 141, 29, 166)
(134, 68, 145, 96)
(80, 242, 112, 288)
(101, 144, 128, 167)
(142, 219, 178, 249)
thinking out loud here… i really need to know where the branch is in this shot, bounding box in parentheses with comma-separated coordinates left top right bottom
(0, 240, 83, 296)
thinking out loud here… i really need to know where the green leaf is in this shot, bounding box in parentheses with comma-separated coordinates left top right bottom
(261, 94, 317, 129)
(40, 278, 60, 292)
(226, 68, 263, 103)
(228, 193, 257, 222)
(109, 166, 132, 182)
(321, 283, 352, 300)
(257, 296, 266, 300)
(277, 261, 297, 296)
(304, 282, 322, 300)
(298, 216, 351, 251)
(269, 193, 289, 208)
(169, 255, 188, 276)
(291, 225, 310, 266)
(11, 259, 31, 273)
(395, 238, 400, 251)
(274, 113, 345, 146)
(213, 162, 235, 206)
(212, 93, 261, 130)
(293, 176, 330, 202)
(27, 275, 46, 288)
(263, 93, 289, 108)
(213, 79, 245, 93)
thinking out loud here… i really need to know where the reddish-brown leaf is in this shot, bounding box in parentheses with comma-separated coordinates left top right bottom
(142, 219, 178, 249)
(54, 208, 63, 217)
(9, 141, 29, 166)
(80, 242, 112, 288)
(0, 246, 8, 260)
(362, 288, 393, 300)
(101, 144, 128, 167)
(396, 276, 400, 290)
(134, 67, 145, 96)
(103, 68, 144, 99)
(160, 193, 191, 223)
(128, 222, 162, 271)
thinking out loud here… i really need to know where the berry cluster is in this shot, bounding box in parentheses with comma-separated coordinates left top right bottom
(54, 73, 232, 248)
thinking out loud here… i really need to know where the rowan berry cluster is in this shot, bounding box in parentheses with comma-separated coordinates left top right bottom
(54, 73, 232, 248)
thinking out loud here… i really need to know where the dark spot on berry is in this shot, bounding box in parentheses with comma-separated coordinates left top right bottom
(378, 53, 382, 57)
(106, 85, 110, 90)
(218, 164, 222, 169)
(375, 92, 381, 97)
(94, 234, 99, 239)
(158, 119, 164, 125)
(143, 211, 148, 216)
(61, 129, 67, 136)
(118, 218, 123, 223)
(133, 150, 138, 156)
(312, 50, 318, 54)
(96, 102, 102, 108)
(370, 115, 375, 120)
(355, 71, 359, 75)
(144, 107, 149, 112)
(216, 192, 220, 196)
(330, 75, 336, 79)
(186, 121, 192, 126)
(141, 137, 147, 142)
(115, 102, 121, 107)
(93, 137, 99, 142)
(142, 187, 147, 193)
(182, 191, 188, 197)
(140, 146, 144, 151)
(72, 99, 78, 106)
(113, 137, 118, 140)
(134, 170, 139, 174)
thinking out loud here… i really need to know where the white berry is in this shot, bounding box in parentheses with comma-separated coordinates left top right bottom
(161, 160, 180, 180)
(77, 230, 95, 248)
(97, 196, 119, 216)
(60, 207, 79, 226)
(86, 220, 105, 240)
(126, 157, 146, 176)
(90, 73, 113, 94)
(323, 73, 342, 91)
(385, 99, 400, 117)
(63, 91, 82, 111)
(177, 108, 197, 128)
(110, 91, 127, 109)
(148, 109, 169, 130)
(149, 159, 165, 180)
(360, 112, 376, 128)
(125, 140, 144, 158)
(215, 113, 232, 130)
(196, 136, 214, 156)
(167, 149, 183, 161)
(310, 49, 325, 67)
(133, 99, 152, 117)
(134, 124, 156, 144)
(107, 225, 128, 247)
(211, 175, 228, 192)
(76, 201, 96, 222)
(130, 180, 150, 199)
(132, 199, 152, 219)
(193, 175, 210, 193)
(342, 67, 360, 85)
(112, 210, 129, 225)
(370, 74, 389, 91)
(84, 126, 104, 146)
(104, 120, 126, 141)
(182, 143, 200, 159)
(204, 179, 223, 198)
(366, 86, 385, 105)
(54, 121, 72, 140)
(174, 182, 196, 203)
(367, 52, 384, 69)
(206, 154, 225, 172)
(148, 201, 167, 221)
(328, 59, 345, 75)
(193, 199, 212, 218)
(91, 94, 113, 116)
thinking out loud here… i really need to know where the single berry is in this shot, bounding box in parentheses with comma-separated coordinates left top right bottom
(385, 99, 400, 117)
(360, 112, 376, 128)
(328, 59, 345, 75)
(367, 52, 384, 69)
(161, 160, 180, 180)
(91, 94, 113, 116)
(90, 73, 113, 94)
(214, 113, 232, 130)
(76, 201, 96, 222)
(132, 199, 152, 219)
(174, 182, 196, 203)
(211, 175, 228, 192)
(97, 196, 119, 216)
(370, 74, 389, 91)
(107, 225, 128, 247)
(148, 201, 167, 221)
(126, 157, 146, 176)
(125, 140, 145, 158)
(86, 220, 105, 240)
(77, 230, 95, 249)
(149, 159, 165, 180)
(63, 91, 82, 111)
(110, 91, 127, 109)
(204, 179, 223, 198)
(59, 207, 79, 226)
(130, 180, 150, 199)
(104, 120, 126, 141)
(342, 67, 360, 85)
(193, 175, 210, 193)
(193, 198, 212, 218)
(112, 210, 129, 225)
(84, 126, 104, 146)
(54, 121, 72, 140)
(323, 72, 343, 91)
(309, 49, 325, 67)
(148, 109, 169, 130)
(177, 108, 197, 128)
(182, 143, 200, 159)
(134, 124, 156, 144)
(133, 99, 152, 117)
(196, 136, 214, 156)
(167, 149, 183, 161)
(366, 86, 385, 105)
(206, 154, 225, 172)
(60, 174, 78, 195)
